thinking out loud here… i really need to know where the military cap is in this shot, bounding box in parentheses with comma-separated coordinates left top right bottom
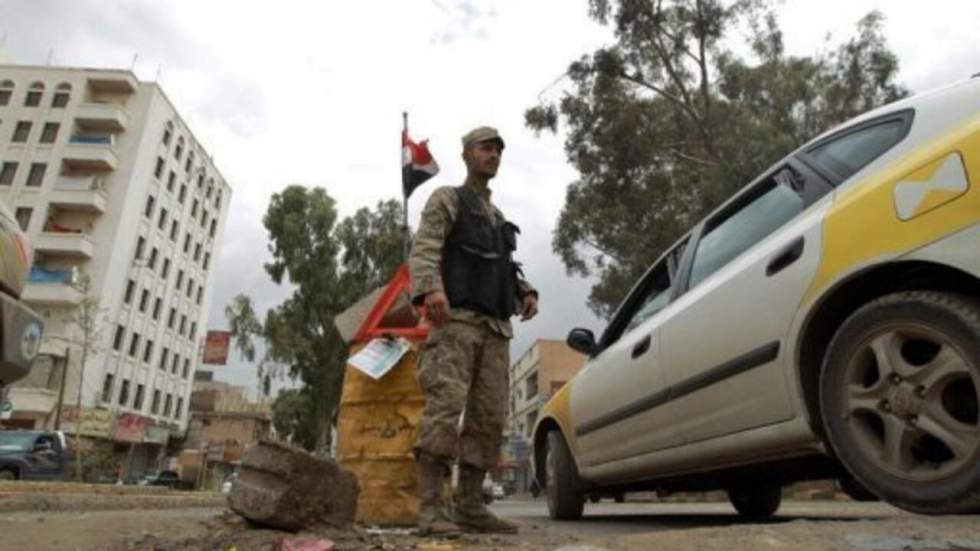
(461, 126, 505, 150)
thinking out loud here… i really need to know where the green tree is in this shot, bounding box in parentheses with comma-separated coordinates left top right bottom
(526, 1, 907, 318)
(270, 388, 317, 450)
(227, 190, 405, 453)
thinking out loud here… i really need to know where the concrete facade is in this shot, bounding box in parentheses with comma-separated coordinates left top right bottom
(501, 338, 585, 492)
(0, 64, 232, 439)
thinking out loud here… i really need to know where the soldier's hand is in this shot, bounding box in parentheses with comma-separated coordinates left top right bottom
(520, 294, 538, 321)
(425, 291, 451, 326)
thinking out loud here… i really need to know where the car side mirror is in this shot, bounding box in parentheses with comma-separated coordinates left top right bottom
(567, 328, 597, 356)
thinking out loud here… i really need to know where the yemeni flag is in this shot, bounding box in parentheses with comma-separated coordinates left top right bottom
(402, 130, 439, 199)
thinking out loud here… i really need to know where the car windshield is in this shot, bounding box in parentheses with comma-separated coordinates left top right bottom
(0, 432, 37, 452)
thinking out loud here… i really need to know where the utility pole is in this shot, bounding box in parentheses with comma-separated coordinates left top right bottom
(52, 347, 70, 430)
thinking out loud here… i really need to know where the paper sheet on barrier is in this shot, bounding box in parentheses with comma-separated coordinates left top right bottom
(348, 337, 412, 380)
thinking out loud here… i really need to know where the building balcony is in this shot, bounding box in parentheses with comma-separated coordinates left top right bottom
(8, 387, 58, 417)
(48, 176, 108, 214)
(62, 135, 118, 171)
(75, 102, 129, 133)
(23, 266, 82, 307)
(34, 232, 95, 259)
(87, 72, 138, 94)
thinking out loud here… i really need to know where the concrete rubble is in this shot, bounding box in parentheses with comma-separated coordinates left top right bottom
(229, 440, 360, 532)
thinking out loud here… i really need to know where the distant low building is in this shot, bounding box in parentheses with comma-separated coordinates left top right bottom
(502, 339, 586, 493)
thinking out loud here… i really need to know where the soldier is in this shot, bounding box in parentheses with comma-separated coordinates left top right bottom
(409, 126, 539, 535)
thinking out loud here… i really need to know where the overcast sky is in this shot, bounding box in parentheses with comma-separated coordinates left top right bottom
(1, 0, 977, 397)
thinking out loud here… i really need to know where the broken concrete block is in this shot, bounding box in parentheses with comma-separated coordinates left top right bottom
(229, 440, 360, 531)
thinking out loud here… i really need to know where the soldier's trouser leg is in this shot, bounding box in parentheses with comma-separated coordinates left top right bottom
(454, 326, 517, 533)
(415, 321, 481, 461)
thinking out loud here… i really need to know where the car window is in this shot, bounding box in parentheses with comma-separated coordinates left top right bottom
(806, 119, 906, 181)
(688, 170, 804, 289)
(609, 237, 689, 342)
(623, 263, 671, 334)
(0, 432, 35, 452)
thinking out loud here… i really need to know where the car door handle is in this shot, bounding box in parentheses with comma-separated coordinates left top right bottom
(631, 335, 652, 359)
(766, 237, 805, 277)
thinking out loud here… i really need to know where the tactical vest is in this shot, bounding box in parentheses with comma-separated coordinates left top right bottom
(441, 186, 520, 320)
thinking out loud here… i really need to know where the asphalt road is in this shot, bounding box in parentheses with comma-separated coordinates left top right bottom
(3, 498, 980, 550)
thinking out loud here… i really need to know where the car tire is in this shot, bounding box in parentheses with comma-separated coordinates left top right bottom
(0, 468, 16, 481)
(820, 291, 980, 514)
(546, 431, 584, 520)
(836, 474, 878, 502)
(614, 493, 625, 503)
(727, 481, 781, 517)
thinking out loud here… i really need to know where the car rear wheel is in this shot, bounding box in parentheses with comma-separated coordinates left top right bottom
(727, 481, 782, 517)
(820, 292, 980, 514)
(546, 431, 584, 520)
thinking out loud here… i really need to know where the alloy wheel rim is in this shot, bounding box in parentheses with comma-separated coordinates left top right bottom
(839, 323, 980, 481)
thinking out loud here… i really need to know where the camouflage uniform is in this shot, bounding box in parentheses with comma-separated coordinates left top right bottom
(409, 183, 535, 471)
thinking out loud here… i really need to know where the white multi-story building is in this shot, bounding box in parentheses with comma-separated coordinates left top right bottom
(0, 63, 231, 444)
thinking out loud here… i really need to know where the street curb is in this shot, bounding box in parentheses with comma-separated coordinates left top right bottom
(0, 492, 227, 513)
(0, 481, 170, 496)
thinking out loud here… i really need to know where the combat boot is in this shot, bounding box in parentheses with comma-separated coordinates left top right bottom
(415, 453, 461, 537)
(453, 465, 518, 534)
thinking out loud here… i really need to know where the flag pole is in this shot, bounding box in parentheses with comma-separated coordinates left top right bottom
(402, 111, 411, 262)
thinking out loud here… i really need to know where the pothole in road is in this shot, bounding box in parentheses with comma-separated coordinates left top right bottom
(846, 534, 980, 551)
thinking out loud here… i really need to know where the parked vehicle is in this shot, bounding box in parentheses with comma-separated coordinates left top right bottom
(0, 430, 74, 480)
(0, 201, 44, 404)
(140, 470, 181, 488)
(534, 76, 980, 520)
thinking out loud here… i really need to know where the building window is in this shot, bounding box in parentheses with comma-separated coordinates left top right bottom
(24, 82, 43, 107)
(119, 379, 130, 406)
(174, 137, 184, 160)
(179, 314, 187, 336)
(152, 297, 162, 320)
(215, 191, 222, 210)
(0, 162, 17, 186)
(193, 243, 201, 262)
(172, 353, 180, 374)
(170, 220, 179, 241)
(162, 123, 172, 146)
(175, 269, 184, 291)
(209, 219, 217, 238)
(12, 121, 31, 143)
(128, 333, 141, 358)
(183, 233, 191, 253)
(191, 199, 198, 218)
(101, 373, 115, 403)
(197, 173, 205, 188)
(163, 393, 173, 417)
(143, 339, 154, 364)
(139, 289, 149, 312)
(112, 324, 126, 351)
(178, 183, 187, 204)
(196, 285, 204, 304)
(134, 384, 145, 410)
(40, 122, 59, 144)
(183, 358, 190, 379)
(144, 195, 155, 218)
(159, 347, 169, 371)
(123, 279, 135, 304)
(525, 372, 538, 399)
(148, 247, 158, 270)
(135, 236, 146, 260)
(168, 307, 176, 329)
(26, 163, 46, 187)
(161, 258, 171, 279)
(202, 253, 211, 272)
(200, 210, 208, 228)
(154, 157, 164, 179)
(175, 397, 183, 419)
(166, 170, 176, 192)
(187, 277, 194, 298)
(0, 80, 12, 106)
(51, 83, 71, 108)
(157, 208, 168, 230)
(190, 322, 197, 340)
(14, 208, 32, 231)
(185, 152, 194, 173)
(151, 390, 161, 414)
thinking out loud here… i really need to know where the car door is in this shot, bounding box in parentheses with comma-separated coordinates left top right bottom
(655, 159, 833, 446)
(570, 239, 689, 468)
(25, 434, 62, 480)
